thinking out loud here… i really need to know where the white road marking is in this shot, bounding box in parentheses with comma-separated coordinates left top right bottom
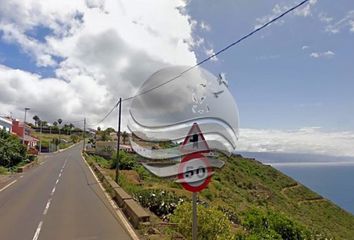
(32, 221, 43, 240)
(51, 187, 56, 195)
(0, 180, 17, 192)
(81, 152, 140, 240)
(43, 199, 52, 215)
(31, 157, 67, 240)
(20, 175, 24, 178)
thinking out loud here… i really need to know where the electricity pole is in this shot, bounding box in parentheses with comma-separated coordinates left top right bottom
(39, 121, 42, 153)
(83, 118, 86, 151)
(115, 98, 122, 183)
(22, 107, 30, 145)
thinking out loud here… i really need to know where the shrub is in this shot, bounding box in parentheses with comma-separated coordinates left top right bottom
(170, 202, 233, 240)
(134, 189, 185, 218)
(242, 208, 311, 240)
(112, 151, 137, 170)
(92, 155, 112, 169)
(70, 135, 80, 143)
(0, 166, 8, 174)
(0, 129, 27, 167)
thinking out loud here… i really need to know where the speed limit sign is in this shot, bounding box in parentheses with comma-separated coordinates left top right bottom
(177, 152, 212, 192)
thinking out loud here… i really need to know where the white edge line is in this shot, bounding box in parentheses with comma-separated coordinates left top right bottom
(81, 152, 139, 240)
(0, 180, 17, 192)
(32, 221, 43, 240)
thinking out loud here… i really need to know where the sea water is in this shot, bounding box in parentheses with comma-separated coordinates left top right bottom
(239, 152, 354, 215)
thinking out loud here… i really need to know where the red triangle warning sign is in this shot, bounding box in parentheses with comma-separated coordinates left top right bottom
(180, 123, 210, 154)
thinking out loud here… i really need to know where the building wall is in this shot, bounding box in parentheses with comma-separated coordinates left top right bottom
(12, 119, 24, 137)
(0, 117, 12, 132)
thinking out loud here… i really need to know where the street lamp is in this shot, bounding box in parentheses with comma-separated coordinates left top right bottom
(22, 107, 30, 145)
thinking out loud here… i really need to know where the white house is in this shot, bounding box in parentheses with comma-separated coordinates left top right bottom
(0, 116, 12, 133)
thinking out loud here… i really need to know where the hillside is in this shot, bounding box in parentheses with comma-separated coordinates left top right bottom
(87, 152, 354, 239)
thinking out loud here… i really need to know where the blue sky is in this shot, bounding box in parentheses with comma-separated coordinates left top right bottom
(0, 0, 353, 156)
(187, 0, 354, 131)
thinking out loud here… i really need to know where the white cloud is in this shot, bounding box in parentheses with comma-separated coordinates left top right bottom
(200, 21, 211, 32)
(325, 10, 354, 34)
(255, 0, 318, 29)
(302, 45, 309, 50)
(237, 127, 354, 157)
(294, 0, 317, 17)
(310, 50, 335, 59)
(0, 0, 198, 128)
(318, 12, 333, 23)
(205, 48, 218, 61)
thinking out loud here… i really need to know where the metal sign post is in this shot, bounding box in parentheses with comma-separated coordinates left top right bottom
(177, 123, 212, 240)
(192, 192, 197, 240)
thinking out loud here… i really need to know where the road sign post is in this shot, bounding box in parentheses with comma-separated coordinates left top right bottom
(178, 123, 212, 240)
(192, 192, 197, 240)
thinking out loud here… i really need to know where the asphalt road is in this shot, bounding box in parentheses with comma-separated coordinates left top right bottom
(0, 143, 132, 240)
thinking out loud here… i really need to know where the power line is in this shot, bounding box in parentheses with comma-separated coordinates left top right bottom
(87, 100, 120, 127)
(90, 0, 310, 125)
(122, 0, 309, 102)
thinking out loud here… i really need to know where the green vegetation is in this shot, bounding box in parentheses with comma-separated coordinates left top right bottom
(170, 202, 234, 240)
(32, 132, 81, 151)
(85, 152, 354, 239)
(0, 129, 29, 173)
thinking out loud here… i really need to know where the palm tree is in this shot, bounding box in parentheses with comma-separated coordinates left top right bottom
(57, 118, 63, 146)
(33, 115, 40, 127)
(122, 131, 129, 145)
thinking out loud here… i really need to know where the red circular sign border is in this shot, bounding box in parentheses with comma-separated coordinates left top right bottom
(178, 152, 211, 192)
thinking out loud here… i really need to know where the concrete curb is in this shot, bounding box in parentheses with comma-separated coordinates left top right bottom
(17, 160, 37, 173)
(88, 160, 150, 229)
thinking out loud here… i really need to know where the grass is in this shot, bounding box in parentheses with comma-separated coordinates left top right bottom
(32, 132, 72, 142)
(32, 132, 81, 151)
(85, 153, 354, 239)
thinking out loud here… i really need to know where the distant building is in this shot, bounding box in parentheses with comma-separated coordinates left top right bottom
(12, 119, 38, 148)
(95, 141, 133, 157)
(0, 116, 12, 132)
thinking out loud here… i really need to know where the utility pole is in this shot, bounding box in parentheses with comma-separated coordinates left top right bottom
(39, 121, 42, 153)
(22, 107, 30, 145)
(83, 118, 86, 151)
(115, 98, 122, 183)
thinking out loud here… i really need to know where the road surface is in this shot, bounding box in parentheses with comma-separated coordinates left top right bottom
(0, 143, 132, 240)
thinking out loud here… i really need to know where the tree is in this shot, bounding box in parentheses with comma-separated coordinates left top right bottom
(53, 121, 58, 126)
(122, 131, 129, 145)
(58, 119, 63, 142)
(33, 115, 40, 127)
(105, 127, 115, 134)
(0, 129, 27, 167)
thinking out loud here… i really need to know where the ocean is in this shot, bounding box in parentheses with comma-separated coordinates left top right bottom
(238, 152, 354, 215)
